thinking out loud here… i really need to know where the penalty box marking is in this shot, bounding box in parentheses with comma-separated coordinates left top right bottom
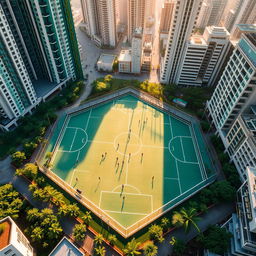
(99, 191, 153, 214)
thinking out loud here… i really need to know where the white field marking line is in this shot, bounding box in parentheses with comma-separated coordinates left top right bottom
(180, 137, 185, 162)
(69, 128, 78, 151)
(101, 190, 153, 198)
(164, 177, 179, 180)
(112, 184, 141, 194)
(127, 178, 208, 231)
(76, 148, 81, 161)
(88, 140, 114, 145)
(103, 210, 148, 216)
(168, 115, 173, 138)
(142, 144, 168, 149)
(85, 109, 92, 131)
(70, 169, 76, 187)
(51, 115, 71, 164)
(99, 191, 153, 215)
(175, 159, 182, 194)
(189, 125, 205, 180)
(151, 195, 153, 212)
(74, 169, 90, 173)
(168, 136, 199, 164)
(125, 157, 129, 185)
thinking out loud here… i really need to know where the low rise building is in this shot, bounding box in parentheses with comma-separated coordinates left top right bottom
(118, 49, 132, 73)
(0, 216, 33, 256)
(97, 54, 116, 72)
(49, 237, 84, 256)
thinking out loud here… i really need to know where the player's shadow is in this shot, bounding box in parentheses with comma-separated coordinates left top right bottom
(94, 181, 100, 193)
(121, 198, 125, 212)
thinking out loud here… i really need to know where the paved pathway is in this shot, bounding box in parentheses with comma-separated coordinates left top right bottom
(157, 202, 235, 255)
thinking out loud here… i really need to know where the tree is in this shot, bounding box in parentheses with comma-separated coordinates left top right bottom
(73, 224, 87, 241)
(95, 233, 104, 245)
(0, 184, 23, 219)
(108, 234, 117, 246)
(94, 245, 106, 256)
(18, 163, 38, 180)
(172, 208, 200, 233)
(48, 222, 63, 239)
(26, 208, 40, 222)
(58, 203, 80, 217)
(31, 226, 44, 241)
(199, 226, 232, 254)
(170, 236, 186, 256)
(180, 207, 201, 233)
(148, 224, 164, 243)
(44, 152, 53, 168)
(11, 151, 26, 167)
(82, 211, 92, 226)
(23, 141, 38, 157)
(123, 238, 141, 256)
(210, 180, 236, 202)
(160, 217, 170, 232)
(143, 242, 158, 256)
(171, 212, 184, 228)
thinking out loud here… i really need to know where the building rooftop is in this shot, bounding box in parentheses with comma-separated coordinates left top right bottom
(0, 219, 11, 251)
(189, 36, 207, 46)
(49, 237, 84, 256)
(97, 54, 116, 65)
(236, 24, 256, 33)
(118, 49, 132, 62)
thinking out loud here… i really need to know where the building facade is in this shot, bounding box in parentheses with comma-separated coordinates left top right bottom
(131, 28, 143, 73)
(0, 0, 82, 131)
(127, 0, 146, 42)
(229, 0, 256, 40)
(160, 0, 175, 34)
(207, 0, 228, 26)
(196, 0, 212, 29)
(178, 26, 231, 87)
(160, 0, 202, 84)
(80, 0, 117, 47)
(0, 216, 33, 256)
(207, 33, 256, 180)
(224, 167, 256, 255)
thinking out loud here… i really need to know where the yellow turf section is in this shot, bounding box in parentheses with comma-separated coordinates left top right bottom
(51, 95, 204, 228)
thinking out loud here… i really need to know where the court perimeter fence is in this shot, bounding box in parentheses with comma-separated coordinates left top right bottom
(35, 87, 217, 238)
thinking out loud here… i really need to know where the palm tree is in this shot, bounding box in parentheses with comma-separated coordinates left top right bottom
(26, 208, 40, 222)
(123, 238, 141, 256)
(94, 233, 104, 245)
(180, 207, 201, 233)
(94, 245, 106, 256)
(108, 234, 117, 246)
(143, 242, 157, 256)
(31, 226, 44, 242)
(73, 224, 87, 241)
(160, 217, 170, 231)
(48, 222, 63, 239)
(82, 211, 92, 226)
(148, 224, 164, 243)
(171, 212, 184, 228)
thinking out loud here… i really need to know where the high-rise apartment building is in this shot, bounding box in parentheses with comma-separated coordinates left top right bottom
(178, 26, 231, 87)
(224, 167, 256, 255)
(131, 28, 143, 73)
(207, 33, 256, 179)
(160, 0, 202, 84)
(196, 0, 212, 29)
(229, 0, 256, 40)
(80, 0, 117, 47)
(207, 0, 228, 26)
(160, 0, 175, 34)
(0, 0, 82, 131)
(128, 0, 151, 42)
